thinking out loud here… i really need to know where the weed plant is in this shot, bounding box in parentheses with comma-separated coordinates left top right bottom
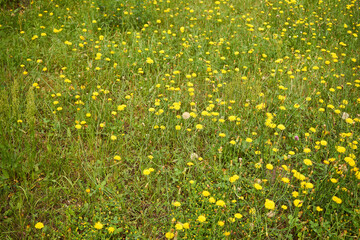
(0, 0, 359, 239)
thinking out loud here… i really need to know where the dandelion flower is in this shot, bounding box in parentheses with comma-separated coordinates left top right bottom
(336, 146, 346, 153)
(281, 177, 290, 183)
(332, 196, 342, 204)
(197, 215, 206, 222)
(175, 223, 183, 230)
(172, 201, 181, 207)
(216, 200, 226, 207)
(94, 222, 103, 230)
(265, 199, 275, 210)
(196, 124, 203, 130)
(277, 124, 286, 130)
(183, 222, 190, 229)
(266, 164, 273, 170)
(229, 175, 239, 183)
(254, 183, 263, 190)
(294, 199, 303, 207)
(146, 57, 154, 64)
(303, 148, 311, 153)
(234, 213, 243, 219)
(202, 191, 210, 197)
(228, 116, 236, 121)
(316, 206, 323, 212)
(303, 159, 312, 166)
(182, 112, 191, 119)
(35, 222, 44, 229)
(165, 232, 174, 239)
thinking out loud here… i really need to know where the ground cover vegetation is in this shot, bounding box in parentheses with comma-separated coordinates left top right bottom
(0, 0, 360, 239)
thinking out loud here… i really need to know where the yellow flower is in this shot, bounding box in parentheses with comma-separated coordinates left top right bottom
(75, 124, 82, 129)
(228, 116, 236, 121)
(172, 201, 181, 207)
(196, 124, 203, 130)
(336, 146, 346, 153)
(332, 196, 342, 204)
(108, 227, 115, 233)
(330, 178, 338, 183)
(216, 200, 226, 207)
(293, 199, 303, 207)
(277, 124, 286, 130)
(303, 159, 312, 166)
(165, 232, 174, 239)
(256, 103, 266, 110)
(266, 164, 273, 170)
(53, 28, 63, 33)
(229, 175, 239, 183)
(249, 208, 256, 215)
(303, 148, 311, 153)
(110, 135, 117, 141)
(209, 197, 216, 203)
(175, 223, 183, 230)
(197, 215, 206, 223)
(316, 206, 323, 212)
(183, 222, 190, 229)
(94, 222, 103, 229)
(143, 169, 151, 175)
(234, 213, 243, 219)
(281, 177, 290, 183)
(146, 57, 154, 64)
(265, 199, 275, 210)
(114, 155, 121, 161)
(35, 222, 44, 229)
(218, 221, 225, 226)
(202, 191, 210, 197)
(246, 138, 253, 143)
(254, 183, 262, 190)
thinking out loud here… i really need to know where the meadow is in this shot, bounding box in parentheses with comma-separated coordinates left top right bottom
(0, 0, 359, 239)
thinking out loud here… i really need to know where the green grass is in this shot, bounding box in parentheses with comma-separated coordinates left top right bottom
(1, 0, 360, 239)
